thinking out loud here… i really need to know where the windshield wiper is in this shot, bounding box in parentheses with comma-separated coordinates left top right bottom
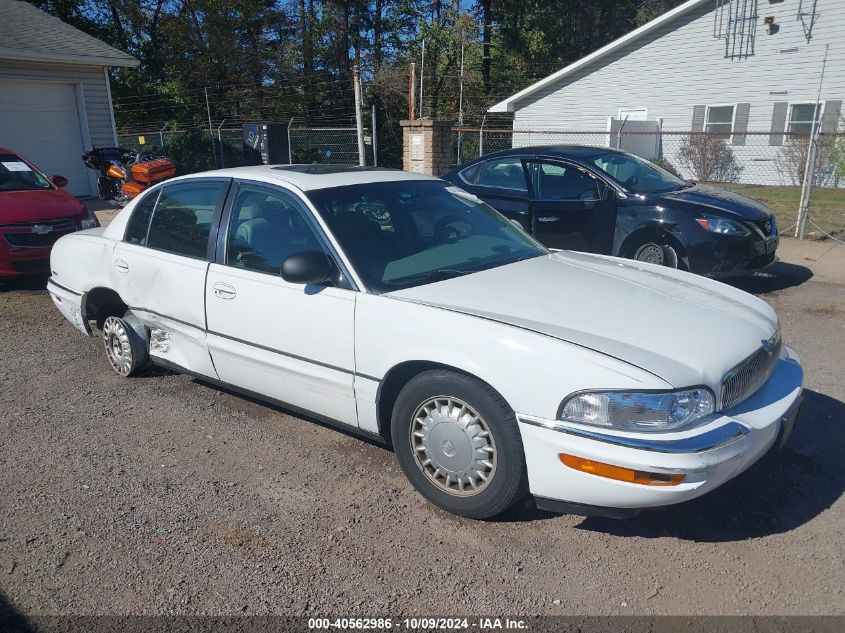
(384, 267, 474, 286)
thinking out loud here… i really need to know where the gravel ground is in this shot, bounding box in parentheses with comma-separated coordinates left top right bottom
(1, 244, 844, 618)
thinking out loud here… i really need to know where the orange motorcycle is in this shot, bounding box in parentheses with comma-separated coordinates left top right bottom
(82, 147, 176, 205)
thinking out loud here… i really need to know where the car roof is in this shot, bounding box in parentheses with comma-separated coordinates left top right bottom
(175, 164, 441, 191)
(0, 146, 19, 155)
(461, 145, 626, 164)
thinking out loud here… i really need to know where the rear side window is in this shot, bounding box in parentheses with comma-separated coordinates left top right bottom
(124, 190, 159, 245)
(475, 158, 527, 191)
(146, 181, 226, 259)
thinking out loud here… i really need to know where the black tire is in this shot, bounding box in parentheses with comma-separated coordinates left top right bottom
(101, 315, 148, 377)
(631, 239, 679, 269)
(391, 370, 529, 519)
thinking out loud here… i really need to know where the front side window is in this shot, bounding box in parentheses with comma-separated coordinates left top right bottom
(528, 161, 602, 201)
(146, 181, 226, 258)
(306, 180, 545, 293)
(225, 184, 328, 275)
(124, 190, 159, 246)
(705, 105, 735, 139)
(788, 103, 821, 135)
(474, 157, 528, 191)
(591, 152, 684, 193)
(0, 154, 52, 192)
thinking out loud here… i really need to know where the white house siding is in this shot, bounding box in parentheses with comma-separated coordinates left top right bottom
(510, 0, 845, 185)
(0, 60, 117, 195)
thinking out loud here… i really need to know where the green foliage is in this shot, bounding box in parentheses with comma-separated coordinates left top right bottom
(651, 157, 681, 177)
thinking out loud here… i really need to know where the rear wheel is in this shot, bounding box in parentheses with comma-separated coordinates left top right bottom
(391, 370, 528, 519)
(102, 315, 147, 377)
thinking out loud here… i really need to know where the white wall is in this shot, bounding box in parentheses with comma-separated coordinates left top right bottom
(510, 0, 845, 185)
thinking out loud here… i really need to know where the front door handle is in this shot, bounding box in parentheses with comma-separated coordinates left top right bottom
(212, 282, 236, 299)
(114, 259, 129, 272)
(537, 216, 560, 223)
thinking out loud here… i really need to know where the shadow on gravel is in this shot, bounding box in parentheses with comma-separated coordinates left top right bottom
(0, 591, 34, 633)
(577, 389, 845, 541)
(0, 273, 49, 293)
(722, 261, 813, 295)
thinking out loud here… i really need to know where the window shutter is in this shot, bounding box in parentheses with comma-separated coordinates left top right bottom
(691, 105, 706, 133)
(769, 102, 788, 145)
(821, 100, 842, 133)
(732, 103, 750, 146)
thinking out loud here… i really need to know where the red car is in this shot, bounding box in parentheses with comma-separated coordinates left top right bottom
(0, 147, 99, 277)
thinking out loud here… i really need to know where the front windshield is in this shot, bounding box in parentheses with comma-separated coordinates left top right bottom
(307, 180, 547, 292)
(0, 154, 53, 192)
(590, 152, 684, 193)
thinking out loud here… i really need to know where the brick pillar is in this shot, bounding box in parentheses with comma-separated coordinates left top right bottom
(400, 119, 454, 176)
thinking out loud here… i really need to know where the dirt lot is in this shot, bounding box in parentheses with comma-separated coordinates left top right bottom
(1, 239, 844, 618)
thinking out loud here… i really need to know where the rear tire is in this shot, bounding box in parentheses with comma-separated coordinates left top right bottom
(391, 370, 529, 519)
(102, 315, 147, 377)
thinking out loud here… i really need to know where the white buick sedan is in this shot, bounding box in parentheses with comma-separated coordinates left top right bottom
(47, 166, 803, 519)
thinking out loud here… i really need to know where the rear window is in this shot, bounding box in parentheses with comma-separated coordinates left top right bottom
(145, 181, 226, 259)
(0, 154, 52, 192)
(124, 190, 159, 246)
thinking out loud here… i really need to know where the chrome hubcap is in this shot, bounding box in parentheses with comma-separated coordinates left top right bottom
(635, 243, 665, 265)
(103, 317, 133, 376)
(410, 397, 497, 497)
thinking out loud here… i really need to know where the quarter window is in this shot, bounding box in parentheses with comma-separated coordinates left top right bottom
(474, 158, 528, 191)
(146, 181, 226, 259)
(705, 105, 735, 139)
(225, 184, 328, 276)
(788, 103, 821, 135)
(124, 189, 159, 246)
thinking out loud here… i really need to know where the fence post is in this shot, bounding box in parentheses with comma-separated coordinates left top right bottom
(479, 115, 486, 157)
(353, 65, 366, 166)
(216, 119, 226, 168)
(372, 103, 378, 167)
(158, 121, 169, 151)
(204, 86, 217, 168)
(287, 118, 294, 164)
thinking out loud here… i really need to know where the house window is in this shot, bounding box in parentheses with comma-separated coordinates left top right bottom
(705, 105, 735, 139)
(788, 103, 821, 135)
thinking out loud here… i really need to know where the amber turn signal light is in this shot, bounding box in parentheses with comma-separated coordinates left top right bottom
(560, 454, 686, 486)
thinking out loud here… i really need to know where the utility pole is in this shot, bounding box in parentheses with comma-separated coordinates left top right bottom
(408, 63, 416, 121)
(419, 38, 425, 119)
(204, 86, 217, 168)
(372, 103, 378, 167)
(457, 40, 465, 164)
(796, 43, 829, 239)
(353, 64, 366, 166)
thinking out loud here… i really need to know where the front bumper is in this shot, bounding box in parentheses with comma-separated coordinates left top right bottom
(0, 220, 80, 277)
(686, 232, 778, 277)
(517, 346, 803, 512)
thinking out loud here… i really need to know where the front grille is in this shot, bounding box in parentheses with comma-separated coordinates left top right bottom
(721, 331, 782, 410)
(1, 220, 76, 248)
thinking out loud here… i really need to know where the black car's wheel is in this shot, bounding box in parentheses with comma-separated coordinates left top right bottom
(391, 370, 529, 519)
(102, 315, 148, 377)
(633, 240, 679, 269)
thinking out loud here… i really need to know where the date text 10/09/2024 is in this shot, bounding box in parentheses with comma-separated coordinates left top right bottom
(307, 618, 529, 630)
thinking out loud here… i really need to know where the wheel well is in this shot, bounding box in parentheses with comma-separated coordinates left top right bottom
(620, 227, 687, 261)
(82, 287, 128, 330)
(376, 361, 483, 445)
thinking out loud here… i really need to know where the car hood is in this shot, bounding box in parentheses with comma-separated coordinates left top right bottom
(389, 251, 778, 389)
(654, 184, 770, 221)
(0, 189, 84, 224)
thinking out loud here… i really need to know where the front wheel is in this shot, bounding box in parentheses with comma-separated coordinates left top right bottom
(632, 240, 679, 268)
(391, 370, 529, 519)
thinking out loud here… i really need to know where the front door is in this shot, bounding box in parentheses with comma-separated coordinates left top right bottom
(204, 181, 358, 427)
(526, 160, 617, 253)
(110, 179, 230, 376)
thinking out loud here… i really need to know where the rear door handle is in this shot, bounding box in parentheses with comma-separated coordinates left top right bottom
(114, 259, 129, 272)
(537, 216, 560, 223)
(212, 282, 236, 299)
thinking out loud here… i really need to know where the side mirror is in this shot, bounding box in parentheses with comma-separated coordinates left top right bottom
(52, 175, 69, 188)
(281, 251, 333, 285)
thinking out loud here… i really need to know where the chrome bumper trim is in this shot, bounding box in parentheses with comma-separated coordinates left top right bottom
(518, 416, 750, 454)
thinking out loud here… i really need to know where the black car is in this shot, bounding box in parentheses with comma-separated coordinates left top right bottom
(442, 146, 778, 276)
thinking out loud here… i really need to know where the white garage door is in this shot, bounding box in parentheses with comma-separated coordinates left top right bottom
(0, 79, 91, 196)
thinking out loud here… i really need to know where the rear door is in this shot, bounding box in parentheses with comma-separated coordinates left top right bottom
(459, 156, 531, 230)
(526, 159, 617, 253)
(110, 178, 230, 376)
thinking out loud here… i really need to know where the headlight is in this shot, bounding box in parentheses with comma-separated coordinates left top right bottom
(80, 207, 99, 229)
(559, 388, 716, 432)
(695, 214, 749, 236)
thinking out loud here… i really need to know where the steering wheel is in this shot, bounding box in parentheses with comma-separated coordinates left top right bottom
(434, 216, 475, 243)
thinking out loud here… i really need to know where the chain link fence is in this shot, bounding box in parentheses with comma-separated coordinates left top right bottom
(451, 127, 845, 242)
(116, 125, 373, 175)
